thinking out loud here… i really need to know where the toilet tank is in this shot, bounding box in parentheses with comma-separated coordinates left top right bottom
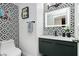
(0, 39, 15, 50)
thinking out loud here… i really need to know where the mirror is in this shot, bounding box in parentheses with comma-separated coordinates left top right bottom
(45, 7, 70, 27)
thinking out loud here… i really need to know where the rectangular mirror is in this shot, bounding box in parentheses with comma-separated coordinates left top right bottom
(45, 7, 70, 27)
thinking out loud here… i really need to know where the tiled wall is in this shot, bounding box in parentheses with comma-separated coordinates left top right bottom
(43, 3, 75, 37)
(0, 3, 19, 47)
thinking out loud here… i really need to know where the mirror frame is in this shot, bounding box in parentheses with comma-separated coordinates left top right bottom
(45, 7, 70, 27)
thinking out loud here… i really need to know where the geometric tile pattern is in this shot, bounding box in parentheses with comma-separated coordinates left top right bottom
(0, 3, 19, 47)
(44, 3, 75, 37)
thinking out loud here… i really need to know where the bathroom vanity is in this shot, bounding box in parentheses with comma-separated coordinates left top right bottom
(39, 36, 77, 56)
(39, 3, 78, 56)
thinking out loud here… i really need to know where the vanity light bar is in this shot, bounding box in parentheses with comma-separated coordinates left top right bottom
(48, 3, 62, 9)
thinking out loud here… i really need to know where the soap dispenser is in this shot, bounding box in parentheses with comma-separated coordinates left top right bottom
(62, 32, 65, 37)
(55, 31, 58, 36)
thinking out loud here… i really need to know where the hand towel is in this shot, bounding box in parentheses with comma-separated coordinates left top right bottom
(28, 22, 33, 33)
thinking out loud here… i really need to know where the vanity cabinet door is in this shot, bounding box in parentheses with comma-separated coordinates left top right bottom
(39, 38, 77, 56)
(51, 41, 77, 56)
(39, 39, 55, 55)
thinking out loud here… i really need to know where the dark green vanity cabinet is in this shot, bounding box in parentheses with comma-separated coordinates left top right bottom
(39, 38, 77, 56)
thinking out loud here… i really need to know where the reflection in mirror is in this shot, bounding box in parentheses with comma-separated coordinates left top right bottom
(47, 14, 54, 25)
(54, 15, 66, 25)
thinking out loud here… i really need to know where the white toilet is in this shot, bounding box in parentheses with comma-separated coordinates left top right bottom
(0, 39, 21, 56)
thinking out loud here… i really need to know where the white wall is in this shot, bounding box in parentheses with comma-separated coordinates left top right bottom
(19, 3, 37, 56)
(36, 4, 43, 37)
(75, 4, 79, 39)
(18, 3, 43, 56)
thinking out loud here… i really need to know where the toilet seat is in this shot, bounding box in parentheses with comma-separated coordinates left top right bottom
(0, 39, 21, 56)
(1, 48, 21, 56)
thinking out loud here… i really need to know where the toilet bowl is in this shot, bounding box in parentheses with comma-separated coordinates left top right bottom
(0, 39, 21, 56)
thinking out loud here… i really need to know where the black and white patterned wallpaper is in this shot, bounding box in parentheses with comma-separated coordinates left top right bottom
(43, 3, 75, 37)
(0, 3, 19, 47)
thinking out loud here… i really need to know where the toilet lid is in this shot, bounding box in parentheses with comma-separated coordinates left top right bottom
(1, 48, 21, 56)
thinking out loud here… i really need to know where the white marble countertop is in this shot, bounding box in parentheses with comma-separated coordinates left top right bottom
(39, 35, 76, 42)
